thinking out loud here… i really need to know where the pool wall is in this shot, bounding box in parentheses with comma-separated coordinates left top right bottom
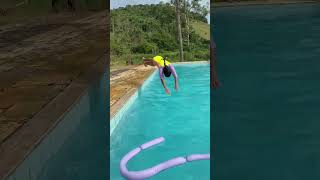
(7, 90, 91, 180)
(1, 57, 107, 180)
(110, 70, 157, 136)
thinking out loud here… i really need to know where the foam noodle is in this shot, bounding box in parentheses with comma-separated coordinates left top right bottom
(186, 154, 210, 162)
(140, 137, 164, 150)
(119, 137, 209, 180)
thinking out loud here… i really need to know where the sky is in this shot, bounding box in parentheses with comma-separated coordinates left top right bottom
(110, 0, 210, 23)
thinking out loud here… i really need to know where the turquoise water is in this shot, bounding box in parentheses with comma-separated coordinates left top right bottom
(110, 64, 210, 180)
(213, 3, 320, 180)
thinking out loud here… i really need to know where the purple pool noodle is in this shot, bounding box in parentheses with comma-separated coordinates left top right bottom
(120, 147, 141, 167)
(140, 137, 164, 149)
(120, 137, 167, 180)
(119, 137, 210, 180)
(186, 154, 210, 162)
(148, 157, 186, 175)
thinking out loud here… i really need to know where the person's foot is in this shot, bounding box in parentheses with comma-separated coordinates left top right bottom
(142, 57, 147, 67)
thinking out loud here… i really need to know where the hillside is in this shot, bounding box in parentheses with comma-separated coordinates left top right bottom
(191, 20, 210, 41)
(110, 3, 210, 68)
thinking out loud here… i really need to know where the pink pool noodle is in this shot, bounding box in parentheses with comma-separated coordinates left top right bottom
(119, 137, 210, 180)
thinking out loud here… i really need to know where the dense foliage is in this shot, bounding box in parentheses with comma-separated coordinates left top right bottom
(111, 3, 210, 66)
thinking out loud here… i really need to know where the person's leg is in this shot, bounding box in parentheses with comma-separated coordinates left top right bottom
(144, 60, 154, 66)
(143, 58, 155, 67)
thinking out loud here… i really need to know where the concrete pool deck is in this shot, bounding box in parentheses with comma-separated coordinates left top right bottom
(0, 11, 107, 179)
(110, 65, 156, 119)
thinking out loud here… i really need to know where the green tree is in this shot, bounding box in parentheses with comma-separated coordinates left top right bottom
(110, 3, 209, 65)
(191, 0, 209, 18)
(174, 0, 184, 62)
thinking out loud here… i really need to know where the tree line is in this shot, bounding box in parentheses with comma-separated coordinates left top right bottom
(111, 1, 209, 65)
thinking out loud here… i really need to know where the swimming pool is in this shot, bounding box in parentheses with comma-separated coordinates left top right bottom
(213, 3, 320, 179)
(110, 63, 210, 180)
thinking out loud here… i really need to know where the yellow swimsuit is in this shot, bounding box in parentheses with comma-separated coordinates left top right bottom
(153, 56, 171, 67)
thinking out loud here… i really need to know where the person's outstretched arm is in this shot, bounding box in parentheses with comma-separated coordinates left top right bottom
(174, 77, 178, 91)
(169, 65, 178, 91)
(159, 67, 170, 95)
(161, 78, 170, 95)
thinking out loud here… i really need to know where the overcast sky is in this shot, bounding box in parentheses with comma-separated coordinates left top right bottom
(111, 0, 210, 23)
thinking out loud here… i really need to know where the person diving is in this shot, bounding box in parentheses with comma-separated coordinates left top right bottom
(143, 56, 178, 95)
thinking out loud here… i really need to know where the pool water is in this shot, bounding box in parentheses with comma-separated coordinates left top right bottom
(35, 74, 108, 180)
(213, 3, 320, 180)
(110, 64, 210, 180)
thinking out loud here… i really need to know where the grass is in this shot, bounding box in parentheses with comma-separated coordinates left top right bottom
(191, 20, 210, 41)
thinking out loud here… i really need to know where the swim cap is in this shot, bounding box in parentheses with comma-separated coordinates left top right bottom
(153, 56, 171, 67)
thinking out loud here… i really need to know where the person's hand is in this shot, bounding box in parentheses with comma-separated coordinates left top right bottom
(175, 84, 179, 91)
(165, 88, 171, 95)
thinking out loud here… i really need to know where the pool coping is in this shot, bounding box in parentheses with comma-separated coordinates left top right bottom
(0, 53, 107, 180)
(212, 0, 318, 8)
(110, 61, 209, 136)
(110, 66, 156, 119)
